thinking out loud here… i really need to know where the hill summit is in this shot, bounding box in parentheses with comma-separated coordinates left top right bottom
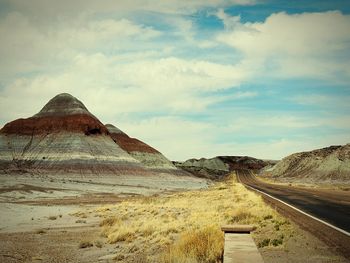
(1, 93, 108, 136)
(34, 93, 92, 117)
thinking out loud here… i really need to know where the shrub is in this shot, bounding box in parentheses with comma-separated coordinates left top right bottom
(108, 227, 136, 243)
(100, 216, 120, 227)
(258, 238, 270, 248)
(141, 225, 155, 237)
(271, 234, 284, 247)
(229, 209, 254, 223)
(79, 241, 93, 249)
(162, 225, 224, 263)
(94, 240, 103, 248)
(263, 215, 273, 220)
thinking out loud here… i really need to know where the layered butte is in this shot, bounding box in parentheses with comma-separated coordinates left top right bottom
(106, 124, 177, 170)
(0, 93, 145, 175)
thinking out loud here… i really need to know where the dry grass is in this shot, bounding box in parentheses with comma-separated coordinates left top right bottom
(161, 226, 224, 263)
(97, 173, 294, 262)
(78, 240, 93, 249)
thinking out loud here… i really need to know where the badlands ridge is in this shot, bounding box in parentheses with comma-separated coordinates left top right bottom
(0, 93, 349, 183)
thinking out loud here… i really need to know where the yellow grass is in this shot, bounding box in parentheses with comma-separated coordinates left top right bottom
(97, 174, 294, 262)
(161, 225, 224, 263)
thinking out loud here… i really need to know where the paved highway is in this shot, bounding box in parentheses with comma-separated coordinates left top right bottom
(237, 170, 350, 232)
(237, 170, 350, 258)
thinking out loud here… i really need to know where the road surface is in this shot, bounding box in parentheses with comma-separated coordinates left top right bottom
(237, 170, 350, 258)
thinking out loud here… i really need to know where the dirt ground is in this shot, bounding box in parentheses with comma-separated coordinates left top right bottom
(0, 173, 348, 263)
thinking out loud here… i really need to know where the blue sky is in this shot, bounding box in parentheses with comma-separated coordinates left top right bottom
(0, 0, 349, 160)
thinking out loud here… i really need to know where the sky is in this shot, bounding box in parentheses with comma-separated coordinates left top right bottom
(0, 0, 350, 161)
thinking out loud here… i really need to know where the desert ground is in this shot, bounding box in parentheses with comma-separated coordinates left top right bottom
(0, 173, 348, 263)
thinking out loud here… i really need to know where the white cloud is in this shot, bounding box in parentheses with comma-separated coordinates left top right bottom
(118, 116, 213, 160)
(291, 94, 350, 109)
(6, 0, 256, 17)
(216, 11, 350, 81)
(216, 8, 241, 30)
(115, 115, 350, 161)
(223, 113, 350, 136)
(117, 57, 248, 92)
(0, 12, 161, 82)
(0, 53, 250, 123)
(229, 91, 257, 99)
(1, 2, 349, 161)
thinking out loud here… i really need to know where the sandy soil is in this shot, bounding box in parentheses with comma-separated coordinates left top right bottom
(0, 172, 209, 262)
(0, 173, 348, 262)
(256, 218, 349, 263)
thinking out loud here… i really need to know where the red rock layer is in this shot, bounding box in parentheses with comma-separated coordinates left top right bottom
(110, 133, 159, 154)
(0, 114, 109, 136)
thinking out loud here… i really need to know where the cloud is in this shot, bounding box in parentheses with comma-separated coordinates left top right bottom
(1, 2, 349, 161)
(216, 10, 350, 81)
(116, 115, 350, 161)
(5, 0, 256, 17)
(0, 53, 250, 123)
(0, 4, 251, 128)
(291, 94, 350, 109)
(216, 8, 241, 30)
(0, 11, 161, 82)
(118, 116, 214, 160)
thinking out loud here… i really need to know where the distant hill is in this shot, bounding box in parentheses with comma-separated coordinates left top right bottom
(0, 93, 183, 176)
(269, 144, 350, 182)
(174, 156, 271, 179)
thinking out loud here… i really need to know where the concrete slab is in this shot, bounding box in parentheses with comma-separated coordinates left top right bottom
(223, 233, 264, 263)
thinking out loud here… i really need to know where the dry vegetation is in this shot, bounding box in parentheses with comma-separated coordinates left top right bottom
(97, 174, 295, 262)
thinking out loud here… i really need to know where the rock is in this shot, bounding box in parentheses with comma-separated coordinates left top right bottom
(98, 254, 117, 261)
(0, 93, 145, 175)
(270, 144, 350, 182)
(1, 93, 109, 135)
(106, 124, 179, 171)
(0, 93, 193, 177)
(176, 156, 271, 179)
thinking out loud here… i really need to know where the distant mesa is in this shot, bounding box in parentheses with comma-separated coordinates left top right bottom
(175, 156, 272, 179)
(0, 93, 180, 175)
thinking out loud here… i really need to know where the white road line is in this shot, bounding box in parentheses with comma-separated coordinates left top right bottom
(238, 174, 350, 237)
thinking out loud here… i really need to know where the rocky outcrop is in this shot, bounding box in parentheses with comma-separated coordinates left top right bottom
(270, 144, 350, 182)
(0, 93, 144, 175)
(176, 156, 269, 179)
(106, 124, 178, 170)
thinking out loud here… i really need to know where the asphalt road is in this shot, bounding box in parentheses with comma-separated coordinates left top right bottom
(237, 170, 350, 233)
